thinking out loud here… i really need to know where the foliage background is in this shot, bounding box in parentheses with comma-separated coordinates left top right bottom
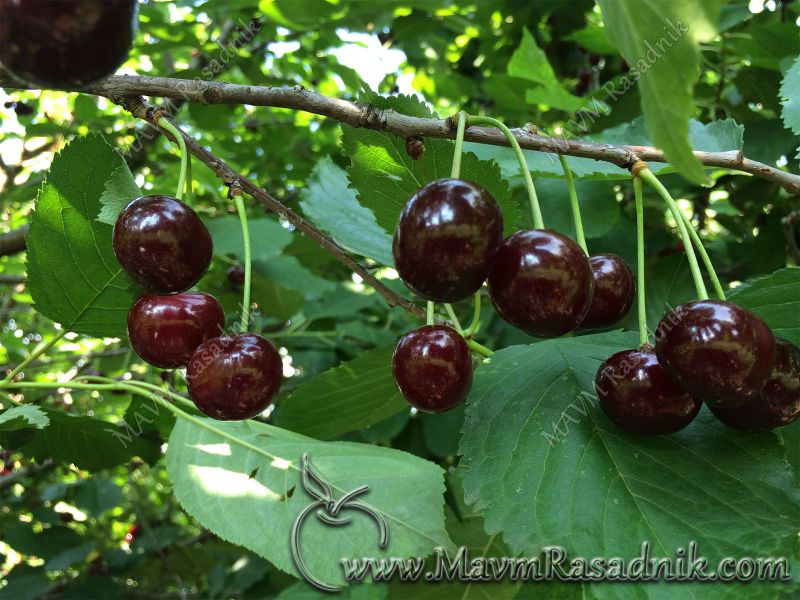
(0, 0, 798, 598)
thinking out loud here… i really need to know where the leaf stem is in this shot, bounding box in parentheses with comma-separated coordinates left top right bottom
(233, 194, 252, 333)
(633, 176, 648, 347)
(450, 110, 467, 179)
(0, 329, 68, 388)
(638, 168, 708, 300)
(677, 210, 726, 300)
(444, 303, 463, 332)
(156, 117, 188, 202)
(558, 154, 587, 254)
(467, 339, 493, 358)
(464, 291, 481, 338)
(426, 301, 434, 326)
(467, 115, 544, 229)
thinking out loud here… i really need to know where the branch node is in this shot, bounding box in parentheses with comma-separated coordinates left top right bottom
(630, 159, 649, 178)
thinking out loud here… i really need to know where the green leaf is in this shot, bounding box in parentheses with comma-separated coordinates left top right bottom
(275, 345, 407, 440)
(96, 164, 142, 225)
(597, 0, 725, 184)
(0, 405, 49, 431)
(343, 93, 520, 236)
(26, 135, 140, 337)
(0, 407, 161, 471)
(250, 271, 304, 321)
(779, 55, 800, 158)
(535, 177, 620, 239)
(206, 216, 293, 262)
(254, 255, 336, 300)
(166, 417, 451, 588)
(728, 267, 800, 346)
(459, 332, 799, 599)
(509, 29, 608, 114)
(299, 157, 394, 266)
(71, 478, 123, 516)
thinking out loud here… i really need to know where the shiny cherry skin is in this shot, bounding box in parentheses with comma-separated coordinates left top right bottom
(392, 179, 503, 303)
(113, 195, 213, 294)
(127, 292, 224, 369)
(580, 254, 635, 330)
(487, 229, 593, 337)
(0, 0, 137, 87)
(392, 325, 473, 413)
(709, 339, 800, 431)
(187, 334, 282, 420)
(655, 300, 776, 408)
(595, 347, 701, 435)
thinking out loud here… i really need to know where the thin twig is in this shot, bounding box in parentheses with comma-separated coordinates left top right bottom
(118, 96, 426, 320)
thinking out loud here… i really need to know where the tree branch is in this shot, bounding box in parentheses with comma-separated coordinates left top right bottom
(0, 225, 28, 257)
(117, 96, 426, 320)
(1, 71, 797, 192)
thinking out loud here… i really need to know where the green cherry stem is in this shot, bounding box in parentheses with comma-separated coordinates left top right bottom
(233, 191, 253, 333)
(467, 339, 493, 358)
(184, 149, 193, 202)
(633, 175, 648, 346)
(426, 301, 434, 326)
(638, 167, 709, 300)
(464, 291, 481, 338)
(156, 117, 188, 202)
(450, 110, 467, 179)
(558, 154, 587, 254)
(677, 210, 726, 300)
(0, 329, 68, 388)
(466, 115, 544, 229)
(444, 303, 463, 332)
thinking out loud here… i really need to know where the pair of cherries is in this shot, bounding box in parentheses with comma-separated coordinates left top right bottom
(112, 195, 282, 420)
(390, 178, 635, 413)
(596, 302, 799, 435)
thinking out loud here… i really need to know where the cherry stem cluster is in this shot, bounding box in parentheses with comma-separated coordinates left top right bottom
(466, 115, 544, 230)
(156, 117, 188, 202)
(638, 168, 709, 301)
(676, 211, 726, 300)
(558, 154, 588, 255)
(633, 176, 648, 346)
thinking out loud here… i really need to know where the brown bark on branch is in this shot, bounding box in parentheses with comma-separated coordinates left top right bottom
(1, 71, 797, 192)
(0, 225, 28, 257)
(118, 96, 426, 320)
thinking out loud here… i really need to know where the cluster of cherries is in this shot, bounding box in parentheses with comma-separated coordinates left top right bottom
(112, 194, 282, 420)
(390, 178, 635, 413)
(390, 178, 799, 436)
(596, 302, 799, 435)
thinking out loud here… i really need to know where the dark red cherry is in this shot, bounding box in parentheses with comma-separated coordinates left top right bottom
(113, 195, 213, 294)
(709, 339, 800, 431)
(227, 265, 245, 286)
(655, 300, 776, 407)
(580, 254, 634, 330)
(127, 292, 224, 369)
(0, 0, 137, 87)
(487, 229, 593, 337)
(595, 347, 701, 435)
(187, 334, 282, 420)
(392, 325, 472, 413)
(392, 179, 503, 302)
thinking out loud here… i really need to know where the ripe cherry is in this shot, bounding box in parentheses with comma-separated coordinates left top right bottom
(487, 229, 593, 337)
(580, 254, 634, 330)
(595, 347, 701, 435)
(392, 325, 472, 412)
(709, 338, 800, 431)
(187, 334, 282, 420)
(392, 179, 503, 303)
(655, 300, 775, 407)
(227, 265, 245, 286)
(0, 0, 138, 87)
(127, 293, 224, 369)
(113, 195, 213, 294)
